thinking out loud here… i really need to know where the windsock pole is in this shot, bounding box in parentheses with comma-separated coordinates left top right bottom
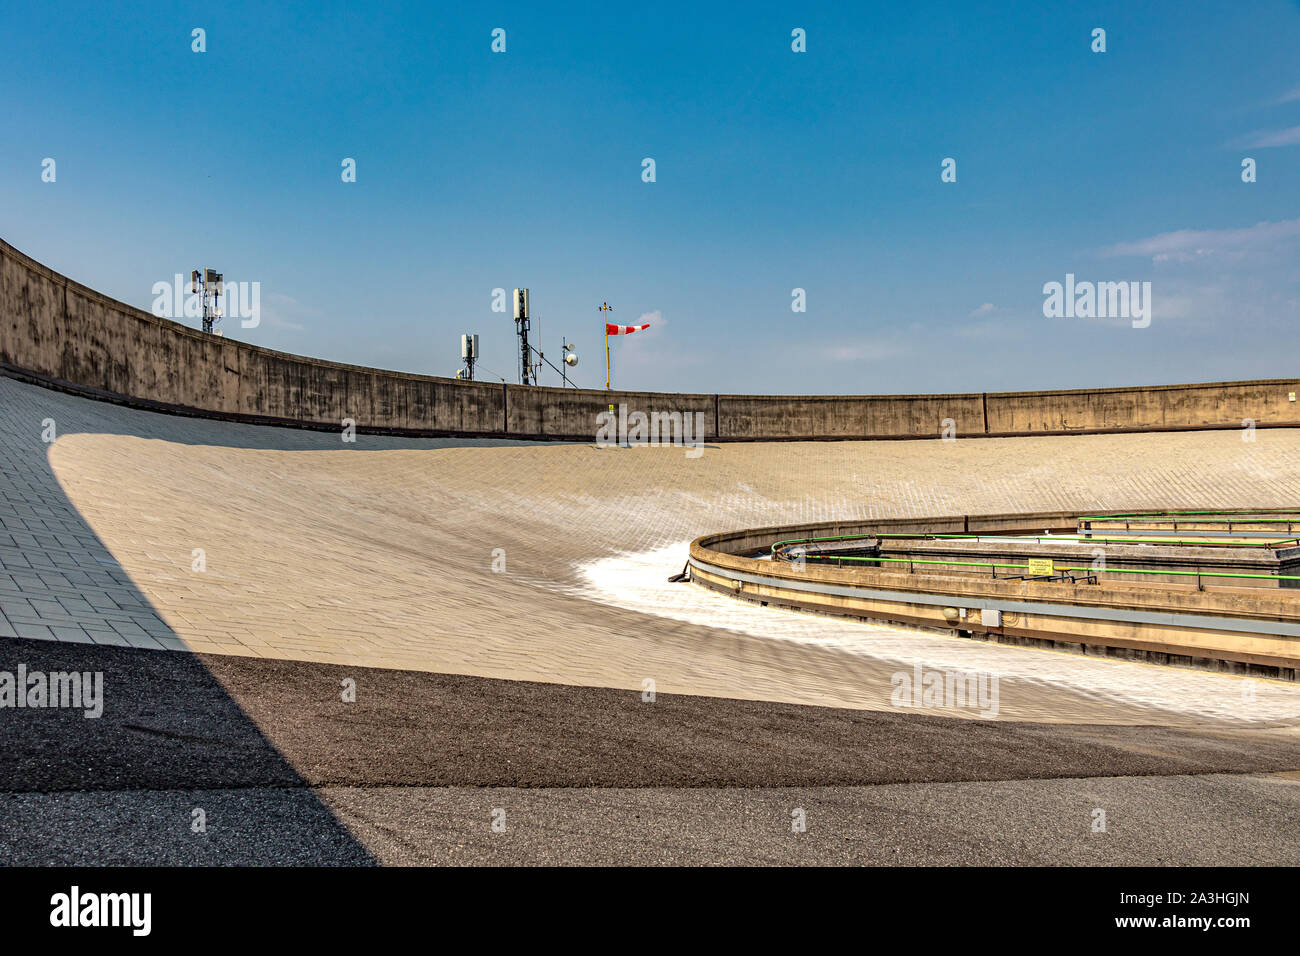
(599, 302, 614, 412)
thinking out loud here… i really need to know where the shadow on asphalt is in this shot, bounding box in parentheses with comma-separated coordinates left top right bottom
(0, 377, 375, 864)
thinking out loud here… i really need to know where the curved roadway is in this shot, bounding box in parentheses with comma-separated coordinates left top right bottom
(3, 373, 1300, 864)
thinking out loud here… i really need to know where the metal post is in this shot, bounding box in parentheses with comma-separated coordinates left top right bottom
(513, 289, 533, 386)
(600, 302, 614, 412)
(519, 317, 531, 385)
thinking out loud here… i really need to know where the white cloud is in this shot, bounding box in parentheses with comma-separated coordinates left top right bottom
(1099, 216, 1300, 263)
(955, 317, 1019, 340)
(821, 343, 904, 362)
(610, 309, 708, 380)
(617, 309, 665, 353)
(258, 292, 315, 332)
(634, 309, 664, 333)
(1093, 218, 1300, 333)
(968, 302, 996, 317)
(1232, 125, 1300, 148)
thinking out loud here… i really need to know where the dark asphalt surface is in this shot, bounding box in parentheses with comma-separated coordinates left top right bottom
(1, 636, 1297, 864)
(319, 773, 1300, 866)
(3, 774, 1297, 865)
(0, 788, 375, 865)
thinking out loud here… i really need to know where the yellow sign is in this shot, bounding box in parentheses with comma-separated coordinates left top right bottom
(1026, 558, 1054, 576)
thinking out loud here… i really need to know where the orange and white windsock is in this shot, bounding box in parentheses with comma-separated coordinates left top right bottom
(606, 323, 649, 335)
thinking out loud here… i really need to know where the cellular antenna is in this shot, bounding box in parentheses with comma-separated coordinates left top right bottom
(457, 333, 479, 380)
(513, 288, 533, 385)
(193, 268, 223, 335)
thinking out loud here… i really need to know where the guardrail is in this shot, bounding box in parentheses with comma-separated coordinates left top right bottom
(688, 510, 1300, 680)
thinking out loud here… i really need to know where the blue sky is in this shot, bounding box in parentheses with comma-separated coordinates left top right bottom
(2, 1, 1298, 393)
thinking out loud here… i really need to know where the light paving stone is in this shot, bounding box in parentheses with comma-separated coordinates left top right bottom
(121, 634, 165, 650)
(86, 631, 130, 647)
(5, 374, 1300, 726)
(151, 637, 191, 651)
(12, 623, 55, 641)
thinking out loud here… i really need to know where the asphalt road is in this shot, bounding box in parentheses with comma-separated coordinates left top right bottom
(2, 637, 1297, 864)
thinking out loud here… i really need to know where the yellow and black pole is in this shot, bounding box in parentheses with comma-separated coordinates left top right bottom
(599, 301, 614, 412)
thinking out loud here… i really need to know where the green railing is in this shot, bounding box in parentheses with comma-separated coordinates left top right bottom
(768, 513, 1300, 584)
(780, 553, 1300, 583)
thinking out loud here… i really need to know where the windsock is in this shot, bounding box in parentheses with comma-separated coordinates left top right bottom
(606, 323, 649, 335)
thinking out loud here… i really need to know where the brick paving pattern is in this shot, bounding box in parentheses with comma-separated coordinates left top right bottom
(5, 373, 1300, 722)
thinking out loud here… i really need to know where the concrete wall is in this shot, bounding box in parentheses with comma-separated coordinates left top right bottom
(716, 392, 987, 440)
(504, 384, 717, 441)
(984, 381, 1300, 435)
(690, 513, 1300, 675)
(3, 236, 1298, 441)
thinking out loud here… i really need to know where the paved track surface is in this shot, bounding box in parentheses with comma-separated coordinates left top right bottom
(8, 774, 1299, 866)
(1, 636, 1297, 865)
(319, 775, 1300, 866)
(6, 640, 1299, 793)
(3, 374, 1300, 863)
(7, 374, 1300, 723)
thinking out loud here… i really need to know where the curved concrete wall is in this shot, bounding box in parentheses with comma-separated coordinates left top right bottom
(3, 237, 1298, 441)
(689, 513, 1300, 676)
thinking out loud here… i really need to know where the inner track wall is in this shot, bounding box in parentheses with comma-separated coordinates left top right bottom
(689, 511, 1300, 678)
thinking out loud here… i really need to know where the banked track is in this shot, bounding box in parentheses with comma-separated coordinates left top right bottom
(4, 241, 1300, 862)
(4, 376, 1300, 864)
(3, 370, 1300, 724)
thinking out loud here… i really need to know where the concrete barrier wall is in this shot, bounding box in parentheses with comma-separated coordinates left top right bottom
(984, 381, 1300, 434)
(690, 512, 1300, 675)
(716, 393, 987, 440)
(504, 385, 717, 441)
(3, 237, 1298, 441)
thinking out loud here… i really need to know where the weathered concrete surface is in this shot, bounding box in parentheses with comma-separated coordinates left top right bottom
(504, 383, 717, 439)
(985, 381, 1300, 435)
(4, 373, 1300, 865)
(7, 237, 1300, 866)
(8, 375, 1300, 725)
(3, 237, 1299, 440)
(716, 392, 987, 440)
